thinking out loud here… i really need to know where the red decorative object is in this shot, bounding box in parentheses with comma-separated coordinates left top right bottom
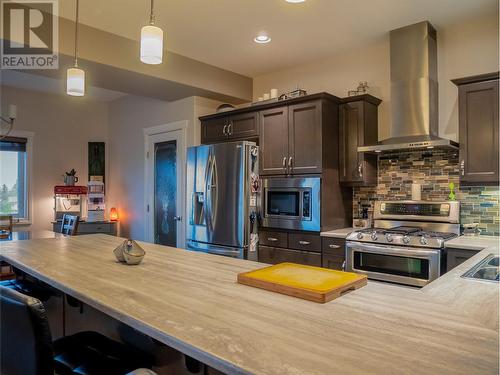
(54, 185, 87, 195)
(109, 207, 119, 221)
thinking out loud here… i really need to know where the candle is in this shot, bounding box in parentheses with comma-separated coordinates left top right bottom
(270, 89, 278, 98)
(8, 104, 17, 119)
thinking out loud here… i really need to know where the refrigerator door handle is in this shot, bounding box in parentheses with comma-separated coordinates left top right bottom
(205, 153, 218, 231)
(204, 154, 213, 231)
(212, 158, 218, 228)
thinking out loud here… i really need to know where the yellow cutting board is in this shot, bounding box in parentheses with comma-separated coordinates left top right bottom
(237, 263, 367, 303)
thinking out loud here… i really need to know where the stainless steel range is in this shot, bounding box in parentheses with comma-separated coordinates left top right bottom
(346, 201, 460, 287)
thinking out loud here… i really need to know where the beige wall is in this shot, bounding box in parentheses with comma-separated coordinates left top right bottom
(0, 83, 220, 238)
(107, 95, 221, 240)
(253, 14, 499, 141)
(0, 85, 109, 231)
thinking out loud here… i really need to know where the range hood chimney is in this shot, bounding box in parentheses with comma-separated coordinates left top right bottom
(358, 21, 458, 153)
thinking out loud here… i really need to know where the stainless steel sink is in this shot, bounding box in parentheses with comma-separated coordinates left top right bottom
(461, 254, 499, 282)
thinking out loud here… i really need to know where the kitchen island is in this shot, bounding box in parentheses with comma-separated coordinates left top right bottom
(0, 234, 498, 374)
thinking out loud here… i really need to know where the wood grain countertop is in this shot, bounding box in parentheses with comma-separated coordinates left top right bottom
(320, 228, 354, 238)
(444, 235, 500, 251)
(1, 234, 498, 375)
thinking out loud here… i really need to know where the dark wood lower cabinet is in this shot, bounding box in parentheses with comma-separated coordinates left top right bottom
(321, 237, 346, 270)
(258, 230, 288, 248)
(322, 253, 344, 271)
(288, 232, 321, 252)
(258, 245, 321, 267)
(446, 248, 477, 272)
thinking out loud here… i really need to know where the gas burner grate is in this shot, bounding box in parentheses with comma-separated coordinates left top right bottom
(420, 231, 457, 239)
(386, 226, 422, 234)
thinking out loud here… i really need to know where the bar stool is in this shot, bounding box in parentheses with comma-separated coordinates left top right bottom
(0, 286, 155, 375)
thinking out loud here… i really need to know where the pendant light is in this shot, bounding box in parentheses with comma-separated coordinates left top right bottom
(140, 0, 163, 64)
(67, 0, 85, 96)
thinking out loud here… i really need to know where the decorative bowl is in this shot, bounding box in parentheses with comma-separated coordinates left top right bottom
(113, 239, 145, 265)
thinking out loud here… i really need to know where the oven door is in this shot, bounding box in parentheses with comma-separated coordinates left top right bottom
(345, 241, 441, 287)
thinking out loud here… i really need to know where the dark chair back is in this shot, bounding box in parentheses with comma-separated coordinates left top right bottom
(60, 214, 79, 236)
(0, 286, 54, 375)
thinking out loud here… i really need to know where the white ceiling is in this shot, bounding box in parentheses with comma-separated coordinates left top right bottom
(57, 0, 497, 77)
(1, 71, 128, 102)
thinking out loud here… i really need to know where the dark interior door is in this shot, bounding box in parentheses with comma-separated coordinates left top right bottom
(154, 140, 177, 246)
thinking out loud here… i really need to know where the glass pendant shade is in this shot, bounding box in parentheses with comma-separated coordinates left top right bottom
(140, 25, 163, 64)
(66, 67, 85, 96)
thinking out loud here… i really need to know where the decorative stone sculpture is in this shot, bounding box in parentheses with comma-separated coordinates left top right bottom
(113, 239, 145, 265)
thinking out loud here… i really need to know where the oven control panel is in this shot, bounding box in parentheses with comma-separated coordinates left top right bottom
(374, 201, 460, 223)
(380, 202, 450, 216)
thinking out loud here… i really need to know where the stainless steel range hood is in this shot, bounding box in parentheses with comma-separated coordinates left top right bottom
(358, 21, 458, 153)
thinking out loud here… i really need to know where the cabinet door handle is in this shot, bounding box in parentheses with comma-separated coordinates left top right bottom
(460, 160, 465, 176)
(288, 157, 293, 170)
(329, 244, 341, 249)
(223, 124, 228, 136)
(299, 240, 310, 245)
(358, 163, 363, 178)
(282, 157, 287, 169)
(267, 237, 278, 242)
(228, 122, 233, 135)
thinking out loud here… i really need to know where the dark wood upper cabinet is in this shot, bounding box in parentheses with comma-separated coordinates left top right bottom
(199, 93, 341, 177)
(227, 112, 259, 140)
(339, 95, 381, 186)
(201, 116, 228, 144)
(259, 107, 289, 176)
(200, 112, 259, 144)
(259, 95, 339, 176)
(288, 101, 322, 174)
(452, 73, 499, 184)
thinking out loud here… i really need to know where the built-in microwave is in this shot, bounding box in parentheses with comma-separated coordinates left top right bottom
(261, 177, 320, 231)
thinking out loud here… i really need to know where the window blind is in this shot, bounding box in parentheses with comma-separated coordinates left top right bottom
(0, 136, 27, 152)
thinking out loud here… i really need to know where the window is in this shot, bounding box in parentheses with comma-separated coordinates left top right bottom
(0, 136, 29, 222)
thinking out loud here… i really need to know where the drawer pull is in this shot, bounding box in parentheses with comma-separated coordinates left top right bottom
(267, 237, 278, 242)
(329, 244, 341, 249)
(299, 241, 310, 245)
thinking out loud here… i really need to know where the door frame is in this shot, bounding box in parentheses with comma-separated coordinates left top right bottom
(143, 121, 188, 248)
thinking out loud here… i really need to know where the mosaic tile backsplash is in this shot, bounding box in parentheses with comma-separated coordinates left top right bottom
(353, 149, 500, 236)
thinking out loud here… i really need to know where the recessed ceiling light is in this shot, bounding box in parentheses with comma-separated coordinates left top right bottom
(254, 34, 271, 44)
(286, 0, 306, 3)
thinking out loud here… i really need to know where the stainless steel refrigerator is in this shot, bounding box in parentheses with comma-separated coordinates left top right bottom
(186, 141, 259, 260)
